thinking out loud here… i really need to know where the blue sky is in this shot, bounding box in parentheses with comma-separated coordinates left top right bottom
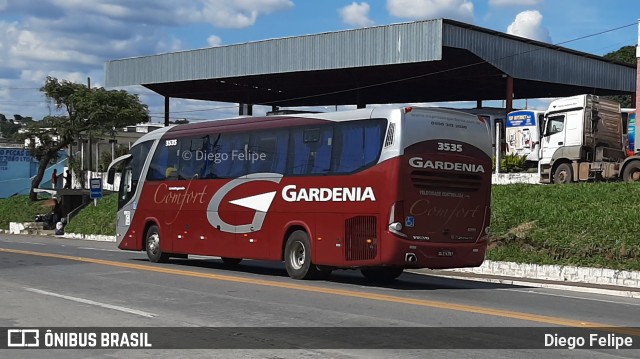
(0, 0, 639, 123)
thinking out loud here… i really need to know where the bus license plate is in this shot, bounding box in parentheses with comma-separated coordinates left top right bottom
(437, 249, 454, 257)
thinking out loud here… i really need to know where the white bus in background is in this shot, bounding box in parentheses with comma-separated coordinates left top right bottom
(505, 110, 544, 164)
(455, 108, 506, 157)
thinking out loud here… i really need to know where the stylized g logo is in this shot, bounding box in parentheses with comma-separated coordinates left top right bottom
(207, 173, 283, 233)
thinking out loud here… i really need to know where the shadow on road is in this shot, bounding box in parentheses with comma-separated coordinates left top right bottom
(130, 256, 528, 291)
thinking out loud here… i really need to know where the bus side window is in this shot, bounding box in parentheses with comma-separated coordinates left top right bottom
(147, 142, 170, 180)
(311, 127, 332, 174)
(200, 133, 222, 179)
(248, 129, 288, 174)
(289, 128, 313, 175)
(332, 119, 385, 173)
(176, 138, 202, 180)
(288, 126, 332, 175)
(208, 133, 249, 178)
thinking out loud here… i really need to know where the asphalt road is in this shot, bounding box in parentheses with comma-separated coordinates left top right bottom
(0, 234, 638, 358)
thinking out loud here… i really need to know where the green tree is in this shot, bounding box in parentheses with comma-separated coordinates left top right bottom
(98, 145, 129, 172)
(20, 76, 149, 201)
(0, 121, 21, 140)
(603, 45, 636, 108)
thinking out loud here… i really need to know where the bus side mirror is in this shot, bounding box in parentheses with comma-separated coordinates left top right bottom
(107, 167, 116, 185)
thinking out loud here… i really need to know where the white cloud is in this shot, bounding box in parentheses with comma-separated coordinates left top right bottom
(4, 0, 295, 28)
(339, 2, 375, 27)
(155, 37, 184, 53)
(11, 28, 102, 65)
(198, 0, 294, 28)
(22, 69, 87, 85)
(489, 0, 543, 6)
(207, 35, 222, 47)
(0, 0, 297, 120)
(506, 10, 551, 43)
(387, 0, 474, 23)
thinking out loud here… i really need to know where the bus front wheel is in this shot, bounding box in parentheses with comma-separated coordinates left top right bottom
(361, 267, 404, 282)
(145, 225, 170, 263)
(284, 230, 318, 280)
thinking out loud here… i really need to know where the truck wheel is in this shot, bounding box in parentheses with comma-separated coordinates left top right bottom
(553, 163, 573, 184)
(284, 230, 318, 280)
(145, 225, 170, 263)
(622, 161, 640, 182)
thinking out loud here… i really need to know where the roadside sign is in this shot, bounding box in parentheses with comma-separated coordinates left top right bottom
(90, 178, 103, 199)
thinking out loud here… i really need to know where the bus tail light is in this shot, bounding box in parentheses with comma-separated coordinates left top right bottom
(389, 201, 404, 223)
(388, 201, 407, 237)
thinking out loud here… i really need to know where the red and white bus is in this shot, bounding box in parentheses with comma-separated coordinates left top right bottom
(107, 107, 492, 281)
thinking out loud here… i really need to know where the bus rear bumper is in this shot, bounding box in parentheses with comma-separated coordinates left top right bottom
(381, 237, 488, 270)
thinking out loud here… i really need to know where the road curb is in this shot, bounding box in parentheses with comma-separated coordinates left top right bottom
(447, 260, 640, 289)
(0, 229, 116, 242)
(411, 271, 640, 298)
(62, 233, 117, 242)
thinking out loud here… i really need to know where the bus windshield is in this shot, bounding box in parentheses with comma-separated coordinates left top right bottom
(114, 140, 153, 210)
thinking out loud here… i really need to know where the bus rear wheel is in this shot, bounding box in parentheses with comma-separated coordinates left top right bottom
(361, 267, 404, 282)
(145, 225, 170, 263)
(284, 230, 318, 280)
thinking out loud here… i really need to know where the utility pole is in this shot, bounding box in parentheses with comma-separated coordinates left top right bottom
(87, 77, 92, 175)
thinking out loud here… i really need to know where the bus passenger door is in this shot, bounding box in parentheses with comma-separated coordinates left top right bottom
(109, 140, 153, 250)
(114, 162, 139, 249)
(228, 179, 278, 261)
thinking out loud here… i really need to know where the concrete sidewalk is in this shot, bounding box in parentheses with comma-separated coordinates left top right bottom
(411, 261, 640, 299)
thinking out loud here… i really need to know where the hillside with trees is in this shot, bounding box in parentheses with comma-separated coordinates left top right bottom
(603, 45, 636, 108)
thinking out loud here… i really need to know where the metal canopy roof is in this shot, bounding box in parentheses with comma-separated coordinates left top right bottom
(104, 19, 636, 107)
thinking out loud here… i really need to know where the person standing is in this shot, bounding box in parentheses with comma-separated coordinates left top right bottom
(51, 169, 58, 189)
(64, 170, 72, 189)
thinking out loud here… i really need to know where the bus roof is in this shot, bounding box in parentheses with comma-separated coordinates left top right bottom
(129, 106, 480, 147)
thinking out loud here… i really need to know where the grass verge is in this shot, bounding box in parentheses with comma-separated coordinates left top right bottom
(63, 194, 117, 236)
(488, 182, 640, 271)
(0, 195, 53, 229)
